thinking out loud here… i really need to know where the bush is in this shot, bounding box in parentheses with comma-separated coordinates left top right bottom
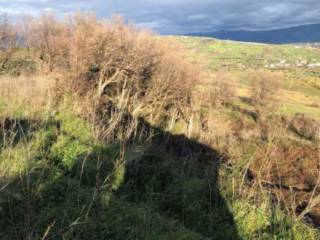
(17, 14, 199, 138)
(250, 71, 280, 107)
(250, 71, 280, 121)
(290, 113, 319, 141)
(0, 15, 18, 70)
(29, 14, 69, 72)
(66, 15, 197, 122)
(203, 71, 235, 107)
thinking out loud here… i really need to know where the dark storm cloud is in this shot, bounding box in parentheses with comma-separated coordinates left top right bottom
(1, 0, 320, 34)
(102, 0, 320, 34)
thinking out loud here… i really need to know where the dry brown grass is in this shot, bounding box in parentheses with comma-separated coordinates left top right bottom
(0, 74, 56, 117)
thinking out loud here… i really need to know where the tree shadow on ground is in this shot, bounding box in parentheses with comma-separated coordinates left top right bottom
(0, 118, 44, 148)
(0, 115, 240, 240)
(114, 117, 240, 239)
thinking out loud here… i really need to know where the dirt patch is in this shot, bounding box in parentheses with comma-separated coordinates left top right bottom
(250, 144, 320, 226)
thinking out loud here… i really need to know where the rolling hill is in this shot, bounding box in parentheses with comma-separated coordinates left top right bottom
(186, 23, 320, 44)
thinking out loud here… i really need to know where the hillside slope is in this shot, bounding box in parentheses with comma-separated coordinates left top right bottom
(1, 16, 320, 239)
(178, 36, 320, 119)
(177, 36, 320, 228)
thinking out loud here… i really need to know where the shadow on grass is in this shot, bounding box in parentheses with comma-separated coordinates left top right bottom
(227, 101, 259, 122)
(0, 115, 240, 239)
(239, 96, 253, 106)
(0, 118, 44, 148)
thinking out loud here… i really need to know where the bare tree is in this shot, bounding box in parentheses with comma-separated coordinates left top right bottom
(0, 14, 18, 69)
(250, 71, 280, 121)
(30, 14, 69, 72)
(18, 14, 34, 50)
(208, 71, 235, 107)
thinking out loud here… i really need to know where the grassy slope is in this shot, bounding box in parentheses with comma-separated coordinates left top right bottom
(1, 37, 320, 239)
(178, 36, 320, 236)
(177, 36, 320, 119)
(1, 96, 318, 239)
(0, 101, 204, 239)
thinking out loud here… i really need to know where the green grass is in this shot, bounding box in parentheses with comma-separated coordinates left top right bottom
(1, 97, 319, 239)
(1, 37, 320, 239)
(178, 37, 320, 70)
(0, 98, 318, 240)
(177, 36, 320, 120)
(279, 102, 320, 119)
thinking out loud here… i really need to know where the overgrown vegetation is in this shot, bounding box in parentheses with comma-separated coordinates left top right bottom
(0, 13, 319, 240)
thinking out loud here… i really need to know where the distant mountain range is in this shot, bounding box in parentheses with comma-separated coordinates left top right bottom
(186, 24, 320, 44)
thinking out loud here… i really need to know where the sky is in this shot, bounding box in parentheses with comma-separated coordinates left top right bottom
(0, 0, 319, 34)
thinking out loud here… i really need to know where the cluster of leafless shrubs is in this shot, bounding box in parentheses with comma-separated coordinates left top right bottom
(1, 14, 200, 138)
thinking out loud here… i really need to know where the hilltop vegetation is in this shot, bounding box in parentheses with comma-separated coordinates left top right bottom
(0, 14, 320, 239)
